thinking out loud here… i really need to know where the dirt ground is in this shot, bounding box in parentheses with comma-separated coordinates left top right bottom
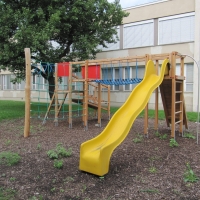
(1, 113, 200, 200)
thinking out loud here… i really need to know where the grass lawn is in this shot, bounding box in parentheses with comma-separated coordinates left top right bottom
(0, 100, 198, 122)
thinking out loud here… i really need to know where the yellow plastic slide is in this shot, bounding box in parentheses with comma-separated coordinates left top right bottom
(79, 59, 169, 176)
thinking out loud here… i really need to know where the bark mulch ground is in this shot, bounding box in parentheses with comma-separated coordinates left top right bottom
(0, 114, 200, 200)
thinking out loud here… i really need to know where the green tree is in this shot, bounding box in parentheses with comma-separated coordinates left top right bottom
(0, 0, 128, 99)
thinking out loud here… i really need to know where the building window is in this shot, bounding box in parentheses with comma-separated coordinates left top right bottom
(124, 67, 132, 91)
(113, 68, 119, 91)
(185, 63, 193, 92)
(102, 67, 113, 90)
(101, 66, 120, 91)
(123, 20, 154, 49)
(99, 27, 120, 51)
(2, 74, 13, 90)
(0, 75, 2, 90)
(158, 12, 195, 45)
(176, 63, 193, 92)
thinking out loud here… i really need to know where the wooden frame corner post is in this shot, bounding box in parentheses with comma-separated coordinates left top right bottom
(68, 62, 73, 128)
(54, 63, 58, 126)
(24, 48, 31, 138)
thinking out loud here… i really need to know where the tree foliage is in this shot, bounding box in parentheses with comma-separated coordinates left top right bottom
(0, 0, 128, 98)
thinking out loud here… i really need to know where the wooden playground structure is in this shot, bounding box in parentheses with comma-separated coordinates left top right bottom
(24, 49, 188, 139)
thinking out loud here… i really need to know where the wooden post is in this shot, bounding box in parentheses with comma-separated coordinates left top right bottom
(83, 60, 89, 130)
(171, 52, 176, 138)
(24, 48, 31, 138)
(97, 83, 101, 126)
(108, 85, 111, 120)
(54, 64, 58, 126)
(144, 54, 149, 135)
(155, 60, 159, 130)
(68, 62, 72, 128)
(179, 57, 184, 136)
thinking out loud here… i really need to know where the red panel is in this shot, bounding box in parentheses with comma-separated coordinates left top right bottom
(82, 65, 101, 79)
(57, 62, 69, 77)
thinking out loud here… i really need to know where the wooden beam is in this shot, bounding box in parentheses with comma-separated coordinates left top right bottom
(83, 60, 89, 129)
(98, 83, 101, 126)
(171, 52, 176, 138)
(155, 60, 159, 130)
(144, 54, 149, 135)
(68, 62, 73, 128)
(24, 48, 31, 138)
(54, 64, 58, 125)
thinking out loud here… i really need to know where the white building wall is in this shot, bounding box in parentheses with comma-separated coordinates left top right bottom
(193, 0, 200, 111)
(95, 0, 199, 112)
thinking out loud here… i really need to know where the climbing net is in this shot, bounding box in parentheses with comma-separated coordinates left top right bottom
(30, 62, 83, 122)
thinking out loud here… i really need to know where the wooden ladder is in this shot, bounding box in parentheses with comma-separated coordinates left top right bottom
(171, 79, 185, 138)
(160, 78, 188, 138)
(42, 90, 69, 124)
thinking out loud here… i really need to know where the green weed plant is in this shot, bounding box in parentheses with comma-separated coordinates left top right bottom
(47, 143, 72, 159)
(140, 188, 159, 193)
(133, 133, 143, 143)
(154, 131, 168, 140)
(184, 133, 195, 139)
(0, 187, 16, 200)
(54, 160, 63, 169)
(169, 139, 179, 147)
(149, 167, 157, 173)
(183, 163, 199, 183)
(0, 152, 21, 166)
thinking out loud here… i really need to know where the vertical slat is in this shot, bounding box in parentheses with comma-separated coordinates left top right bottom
(84, 60, 89, 130)
(54, 64, 58, 125)
(108, 85, 111, 120)
(171, 52, 176, 138)
(98, 83, 101, 126)
(24, 48, 31, 138)
(68, 62, 72, 128)
(179, 57, 184, 135)
(155, 60, 159, 130)
(144, 54, 149, 135)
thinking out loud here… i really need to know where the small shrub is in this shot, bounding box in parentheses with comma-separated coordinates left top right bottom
(184, 163, 199, 183)
(5, 140, 11, 146)
(56, 144, 72, 157)
(149, 167, 157, 173)
(54, 159, 63, 169)
(9, 177, 16, 181)
(159, 134, 168, 140)
(0, 152, 21, 166)
(0, 187, 16, 200)
(47, 144, 72, 159)
(99, 176, 104, 180)
(169, 139, 179, 147)
(47, 150, 58, 159)
(37, 144, 42, 150)
(154, 131, 160, 137)
(140, 188, 159, 193)
(133, 133, 143, 143)
(63, 176, 74, 183)
(154, 131, 168, 140)
(184, 133, 195, 139)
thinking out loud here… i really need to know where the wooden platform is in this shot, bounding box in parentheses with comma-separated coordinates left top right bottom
(72, 98, 108, 111)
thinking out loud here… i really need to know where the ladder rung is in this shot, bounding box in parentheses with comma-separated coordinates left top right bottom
(175, 91, 182, 93)
(175, 101, 183, 104)
(175, 111, 182, 114)
(175, 120, 182, 124)
(176, 81, 183, 83)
